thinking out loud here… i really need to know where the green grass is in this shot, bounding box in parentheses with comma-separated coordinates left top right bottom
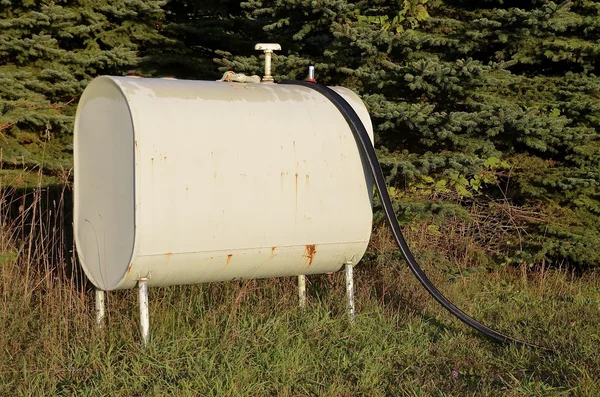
(1, 187, 599, 396)
(1, 252, 599, 395)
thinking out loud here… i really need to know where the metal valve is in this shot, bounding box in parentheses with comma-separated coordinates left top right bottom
(255, 43, 281, 83)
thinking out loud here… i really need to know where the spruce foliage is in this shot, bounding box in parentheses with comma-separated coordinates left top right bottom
(218, 0, 600, 267)
(1, 0, 598, 267)
(0, 0, 166, 171)
(148, 0, 263, 79)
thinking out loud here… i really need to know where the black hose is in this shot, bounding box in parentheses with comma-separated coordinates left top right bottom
(281, 80, 549, 350)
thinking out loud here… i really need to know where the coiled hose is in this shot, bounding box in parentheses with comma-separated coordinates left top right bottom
(281, 80, 549, 350)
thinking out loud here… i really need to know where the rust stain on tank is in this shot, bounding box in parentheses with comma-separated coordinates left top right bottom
(271, 247, 276, 257)
(164, 252, 172, 265)
(151, 157, 154, 165)
(225, 254, 233, 266)
(303, 244, 317, 267)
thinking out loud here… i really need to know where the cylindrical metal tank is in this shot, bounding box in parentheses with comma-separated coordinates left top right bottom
(74, 76, 374, 291)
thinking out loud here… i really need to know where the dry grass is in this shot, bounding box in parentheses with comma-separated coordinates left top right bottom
(1, 179, 599, 395)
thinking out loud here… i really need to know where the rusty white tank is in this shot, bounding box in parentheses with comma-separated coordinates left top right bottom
(74, 76, 374, 290)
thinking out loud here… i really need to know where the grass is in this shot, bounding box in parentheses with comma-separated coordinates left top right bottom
(1, 183, 599, 396)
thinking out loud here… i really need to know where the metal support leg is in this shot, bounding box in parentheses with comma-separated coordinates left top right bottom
(298, 274, 307, 308)
(345, 264, 355, 324)
(95, 289, 105, 327)
(138, 278, 150, 346)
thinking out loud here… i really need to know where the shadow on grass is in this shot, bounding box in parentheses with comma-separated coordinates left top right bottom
(1, 183, 92, 290)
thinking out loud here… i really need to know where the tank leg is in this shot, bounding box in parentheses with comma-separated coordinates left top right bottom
(138, 278, 150, 346)
(95, 289, 105, 327)
(298, 275, 307, 308)
(345, 263, 355, 324)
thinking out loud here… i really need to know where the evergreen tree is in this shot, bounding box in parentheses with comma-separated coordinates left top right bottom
(0, 0, 166, 172)
(217, 0, 600, 267)
(215, 0, 429, 86)
(3, 0, 598, 266)
(147, 0, 264, 79)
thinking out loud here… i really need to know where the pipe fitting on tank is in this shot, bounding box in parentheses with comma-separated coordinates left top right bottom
(218, 71, 261, 84)
(306, 66, 316, 83)
(255, 43, 281, 83)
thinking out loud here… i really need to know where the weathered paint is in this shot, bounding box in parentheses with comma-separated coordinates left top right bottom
(95, 289, 105, 326)
(138, 278, 150, 345)
(345, 264, 355, 324)
(298, 274, 307, 308)
(254, 43, 280, 82)
(74, 76, 374, 290)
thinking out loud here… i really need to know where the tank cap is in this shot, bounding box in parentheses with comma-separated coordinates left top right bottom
(255, 43, 281, 83)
